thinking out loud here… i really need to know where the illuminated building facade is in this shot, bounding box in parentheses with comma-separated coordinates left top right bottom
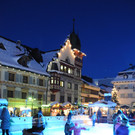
(112, 65, 135, 109)
(81, 76, 100, 106)
(0, 36, 49, 115)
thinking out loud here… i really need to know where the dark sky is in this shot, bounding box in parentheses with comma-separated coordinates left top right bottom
(1, 0, 135, 79)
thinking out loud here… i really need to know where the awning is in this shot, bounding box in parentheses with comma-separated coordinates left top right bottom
(120, 105, 130, 109)
(62, 102, 72, 107)
(88, 100, 116, 108)
(50, 101, 59, 106)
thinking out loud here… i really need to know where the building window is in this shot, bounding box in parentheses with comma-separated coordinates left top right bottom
(67, 96, 71, 102)
(68, 82, 72, 89)
(133, 73, 135, 78)
(60, 81, 64, 87)
(22, 92, 27, 99)
(68, 68, 71, 74)
(7, 90, 14, 98)
(120, 94, 125, 98)
(39, 79, 43, 86)
(23, 76, 28, 83)
(38, 94, 42, 100)
(123, 74, 128, 79)
(50, 94, 55, 101)
(60, 96, 64, 103)
(60, 65, 63, 71)
(74, 98, 78, 103)
(128, 93, 133, 98)
(64, 66, 67, 72)
(74, 84, 78, 90)
(33, 77, 35, 84)
(9, 73, 15, 81)
(76, 69, 80, 77)
(51, 77, 53, 84)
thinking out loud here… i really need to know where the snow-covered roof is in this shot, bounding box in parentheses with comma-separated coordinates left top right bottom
(82, 78, 99, 88)
(0, 36, 59, 76)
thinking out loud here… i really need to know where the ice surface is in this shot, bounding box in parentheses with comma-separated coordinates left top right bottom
(9, 122, 135, 135)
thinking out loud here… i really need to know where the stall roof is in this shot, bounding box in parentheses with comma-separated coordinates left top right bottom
(88, 100, 116, 108)
(62, 102, 72, 106)
(50, 101, 60, 106)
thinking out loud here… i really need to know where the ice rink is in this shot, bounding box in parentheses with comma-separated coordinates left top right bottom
(11, 123, 135, 135)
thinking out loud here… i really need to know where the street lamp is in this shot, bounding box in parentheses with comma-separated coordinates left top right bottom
(28, 97, 36, 116)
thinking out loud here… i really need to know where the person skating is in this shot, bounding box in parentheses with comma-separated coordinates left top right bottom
(64, 119, 74, 135)
(23, 112, 46, 135)
(114, 109, 129, 135)
(0, 108, 10, 135)
(69, 122, 87, 135)
(115, 117, 129, 135)
(91, 112, 97, 126)
(97, 108, 102, 123)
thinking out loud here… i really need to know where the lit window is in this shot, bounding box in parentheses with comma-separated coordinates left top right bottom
(51, 77, 53, 84)
(68, 68, 71, 74)
(60, 65, 63, 71)
(60, 81, 64, 87)
(64, 66, 67, 72)
(54, 80, 56, 84)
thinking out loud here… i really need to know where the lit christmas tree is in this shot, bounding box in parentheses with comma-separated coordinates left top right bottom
(111, 86, 119, 105)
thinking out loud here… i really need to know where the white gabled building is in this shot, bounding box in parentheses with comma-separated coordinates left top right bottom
(112, 65, 135, 109)
(0, 36, 50, 116)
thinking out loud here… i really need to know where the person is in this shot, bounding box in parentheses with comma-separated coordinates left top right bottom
(67, 111, 73, 121)
(69, 122, 87, 135)
(0, 108, 10, 135)
(91, 112, 97, 126)
(61, 110, 65, 116)
(97, 108, 102, 123)
(56, 112, 61, 116)
(64, 119, 74, 135)
(38, 107, 43, 114)
(115, 117, 129, 135)
(23, 112, 46, 134)
(114, 109, 129, 135)
(112, 111, 119, 135)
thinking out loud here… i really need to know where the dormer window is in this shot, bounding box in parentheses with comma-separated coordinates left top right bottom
(51, 63, 58, 70)
(0, 43, 6, 50)
(123, 74, 128, 79)
(132, 73, 135, 78)
(65, 57, 70, 64)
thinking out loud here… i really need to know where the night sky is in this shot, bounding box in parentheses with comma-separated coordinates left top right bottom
(1, 0, 135, 79)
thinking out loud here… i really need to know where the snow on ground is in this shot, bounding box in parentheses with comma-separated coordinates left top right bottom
(10, 123, 135, 135)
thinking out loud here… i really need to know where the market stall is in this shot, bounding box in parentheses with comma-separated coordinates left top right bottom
(88, 100, 117, 117)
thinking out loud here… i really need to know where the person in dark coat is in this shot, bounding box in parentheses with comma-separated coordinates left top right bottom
(97, 108, 102, 123)
(0, 108, 10, 135)
(115, 117, 129, 135)
(64, 119, 74, 135)
(114, 109, 129, 135)
(112, 112, 119, 135)
(67, 111, 72, 121)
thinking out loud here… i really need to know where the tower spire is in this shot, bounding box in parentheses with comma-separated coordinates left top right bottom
(73, 18, 75, 33)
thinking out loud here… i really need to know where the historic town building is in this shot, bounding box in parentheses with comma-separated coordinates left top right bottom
(112, 65, 135, 109)
(0, 24, 86, 115)
(0, 36, 49, 116)
(81, 76, 100, 106)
